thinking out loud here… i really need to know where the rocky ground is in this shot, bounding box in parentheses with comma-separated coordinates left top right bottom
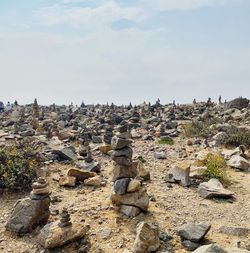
(0, 97, 250, 253)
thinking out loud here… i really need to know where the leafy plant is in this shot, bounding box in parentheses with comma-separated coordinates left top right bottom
(225, 130, 250, 148)
(158, 137, 174, 145)
(202, 153, 229, 184)
(183, 120, 215, 138)
(0, 141, 41, 190)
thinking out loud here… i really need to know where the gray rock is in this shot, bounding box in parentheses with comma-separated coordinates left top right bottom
(166, 165, 190, 187)
(177, 222, 211, 242)
(193, 244, 227, 253)
(111, 136, 132, 150)
(198, 179, 234, 199)
(227, 155, 250, 171)
(53, 147, 77, 161)
(119, 205, 141, 217)
(154, 151, 166, 159)
(219, 226, 250, 237)
(6, 197, 50, 235)
(112, 164, 137, 181)
(114, 178, 131, 195)
(182, 240, 201, 251)
(111, 147, 133, 159)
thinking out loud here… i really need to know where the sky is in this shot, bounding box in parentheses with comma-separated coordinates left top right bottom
(0, 0, 249, 105)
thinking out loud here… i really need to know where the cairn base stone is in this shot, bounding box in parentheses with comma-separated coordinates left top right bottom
(6, 197, 50, 235)
(38, 221, 89, 249)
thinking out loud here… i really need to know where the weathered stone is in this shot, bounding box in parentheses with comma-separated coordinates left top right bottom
(67, 168, 96, 182)
(111, 188, 149, 211)
(6, 197, 50, 235)
(111, 147, 133, 159)
(114, 178, 131, 195)
(182, 240, 201, 251)
(177, 222, 211, 242)
(127, 179, 141, 193)
(59, 176, 76, 187)
(219, 226, 250, 237)
(84, 176, 105, 187)
(76, 161, 101, 173)
(38, 220, 89, 249)
(119, 205, 141, 217)
(111, 136, 132, 150)
(132, 221, 160, 253)
(166, 162, 191, 187)
(198, 179, 234, 199)
(99, 144, 112, 154)
(112, 164, 137, 182)
(113, 156, 132, 166)
(227, 155, 250, 171)
(52, 147, 77, 161)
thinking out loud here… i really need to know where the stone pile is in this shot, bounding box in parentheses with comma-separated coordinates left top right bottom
(110, 122, 149, 217)
(38, 207, 89, 249)
(6, 177, 50, 235)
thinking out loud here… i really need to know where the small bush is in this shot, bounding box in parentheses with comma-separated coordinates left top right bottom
(183, 120, 215, 138)
(0, 142, 40, 190)
(225, 131, 250, 148)
(158, 137, 174, 145)
(202, 153, 229, 184)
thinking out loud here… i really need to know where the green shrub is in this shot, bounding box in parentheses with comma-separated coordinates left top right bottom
(202, 153, 229, 184)
(158, 137, 174, 145)
(225, 131, 250, 148)
(183, 120, 215, 138)
(0, 142, 40, 190)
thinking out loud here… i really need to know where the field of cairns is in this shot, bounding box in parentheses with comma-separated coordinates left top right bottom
(0, 97, 249, 253)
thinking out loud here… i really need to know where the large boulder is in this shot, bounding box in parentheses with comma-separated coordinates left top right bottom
(6, 197, 50, 235)
(225, 97, 249, 110)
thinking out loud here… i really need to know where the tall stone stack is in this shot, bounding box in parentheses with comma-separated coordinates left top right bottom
(110, 123, 149, 217)
(6, 177, 51, 235)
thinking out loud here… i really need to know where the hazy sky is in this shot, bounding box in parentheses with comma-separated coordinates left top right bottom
(0, 0, 249, 105)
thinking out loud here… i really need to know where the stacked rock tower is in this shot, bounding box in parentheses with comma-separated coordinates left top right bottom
(110, 122, 149, 217)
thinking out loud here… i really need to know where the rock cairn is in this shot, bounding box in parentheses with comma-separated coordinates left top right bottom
(58, 208, 72, 228)
(110, 122, 149, 217)
(103, 125, 113, 144)
(6, 177, 50, 235)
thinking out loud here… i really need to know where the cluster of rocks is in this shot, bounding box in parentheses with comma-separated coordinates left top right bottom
(110, 123, 149, 217)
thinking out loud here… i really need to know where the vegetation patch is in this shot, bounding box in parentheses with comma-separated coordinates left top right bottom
(0, 141, 41, 190)
(201, 153, 229, 184)
(158, 137, 174, 145)
(225, 130, 250, 149)
(183, 120, 216, 138)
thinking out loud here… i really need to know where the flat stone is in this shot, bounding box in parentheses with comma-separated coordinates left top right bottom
(38, 220, 89, 249)
(52, 147, 77, 161)
(198, 179, 234, 199)
(31, 187, 50, 195)
(84, 176, 104, 187)
(67, 168, 96, 182)
(182, 240, 201, 251)
(76, 161, 101, 173)
(177, 222, 211, 242)
(132, 221, 160, 253)
(113, 156, 132, 166)
(219, 226, 250, 237)
(111, 136, 132, 150)
(111, 147, 133, 159)
(193, 244, 227, 253)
